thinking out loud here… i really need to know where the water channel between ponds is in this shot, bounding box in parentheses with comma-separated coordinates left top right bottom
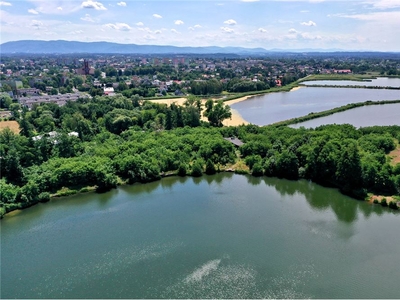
(230, 86, 400, 126)
(2, 174, 400, 299)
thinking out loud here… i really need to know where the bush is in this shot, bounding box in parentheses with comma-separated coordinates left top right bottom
(388, 201, 398, 210)
(381, 198, 387, 206)
(252, 162, 264, 177)
(38, 192, 50, 203)
(373, 199, 379, 204)
(177, 163, 187, 177)
(235, 169, 249, 175)
(191, 161, 203, 177)
(205, 159, 216, 175)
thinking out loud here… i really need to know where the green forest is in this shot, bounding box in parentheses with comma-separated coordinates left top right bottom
(1, 94, 400, 217)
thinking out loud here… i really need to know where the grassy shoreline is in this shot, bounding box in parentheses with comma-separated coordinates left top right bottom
(272, 100, 400, 127)
(4, 161, 398, 219)
(297, 74, 400, 82)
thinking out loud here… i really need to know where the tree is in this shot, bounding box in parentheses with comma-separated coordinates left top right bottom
(9, 103, 21, 119)
(0, 94, 13, 109)
(191, 161, 203, 177)
(205, 159, 216, 175)
(2, 148, 25, 185)
(336, 140, 362, 190)
(203, 100, 232, 127)
(275, 150, 299, 180)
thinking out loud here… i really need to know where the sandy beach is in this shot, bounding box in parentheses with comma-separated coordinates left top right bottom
(290, 86, 302, 92)
(149, 95, 253, 126)
(149, 97, 188, 106)
(149, 88, 298, 127)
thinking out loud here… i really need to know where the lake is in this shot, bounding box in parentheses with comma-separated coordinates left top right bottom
(231, 87, 400, 126)
(290, 103, 400, 128)
(301, 77, 400, 88)
(2, 174, 400, 299)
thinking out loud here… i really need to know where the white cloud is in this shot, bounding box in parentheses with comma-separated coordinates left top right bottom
(174, 20, 184, 25)
(154, 30, 162, 34)
(68, 30, 84, 35)
(153, 14, 162, 19)
(171, 29, 180, 34)
(81, 1, 106, 11)
(258, 28, 267, 33)
(301, 20, 316, 26)
(300, 32, 322, 40)
(28, 9, 39, 14)
(104, 23, 132, 31)
(144, 35, 156, 40)
(81, 14, 94, 22)
(364, 0, 400, 9)
(136, 22, 144, 26)
(0, 1, 12, 6)
(241, 0, 259, 2)
(221, 26, 234, 33)
(300, 10, 309, 13)
(288, 28, 298, 34)
(57, 7, 62, 10)
(30, 20, 43, 28)
(338, 11, 400, 23)
(223, 19, 237, 26)
(138, 27, 152, 33)
(189, 24, 202, 31)
(117, 2, 126, 7)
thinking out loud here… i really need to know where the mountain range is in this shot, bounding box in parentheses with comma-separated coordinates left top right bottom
(0, 40, 350, 55)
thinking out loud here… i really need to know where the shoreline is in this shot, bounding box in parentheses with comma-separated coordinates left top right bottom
(4, 170, 399, 218)
(148, 87, 303, 127)
(150, 96, 253, 126)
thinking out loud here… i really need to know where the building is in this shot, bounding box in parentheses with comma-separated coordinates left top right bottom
(75, 60, 95, 75)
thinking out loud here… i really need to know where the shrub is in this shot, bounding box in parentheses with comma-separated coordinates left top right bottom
(388, 201, 398, 210)
(381, 198, 387, 206)
(177, 163, 187, 177)
(235, 169, 249, 175)
(205, 159, 216, 175)
(373, 199, 379, 204)
(252, 162, 264, 177)
(191, 161, 203, 177)
(38, 192, 50, 203)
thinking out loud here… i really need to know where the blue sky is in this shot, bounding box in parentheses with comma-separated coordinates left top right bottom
(1, 0, 400, 51)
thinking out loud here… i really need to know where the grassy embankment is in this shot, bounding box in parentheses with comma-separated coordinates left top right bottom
(272, 100, 400, 127)
(297, 74, 400, 90)
(298, 73, 381, 82)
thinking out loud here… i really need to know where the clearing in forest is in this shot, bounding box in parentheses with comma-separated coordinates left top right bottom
(0, 120, 20, 134)
(388, 144, 400, 165)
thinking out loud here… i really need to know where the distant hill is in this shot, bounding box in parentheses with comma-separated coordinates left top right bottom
(0, 40, 270, 55)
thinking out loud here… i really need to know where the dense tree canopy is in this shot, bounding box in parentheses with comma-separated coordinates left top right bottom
(0, 93, 399, 218)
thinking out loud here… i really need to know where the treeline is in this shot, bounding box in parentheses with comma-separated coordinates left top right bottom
(189, 74, 301, 96)
(230, 124, 400, 202)
(1, 94, 400, 217)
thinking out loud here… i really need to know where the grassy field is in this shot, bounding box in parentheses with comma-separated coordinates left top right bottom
(0, 120, 20, 134)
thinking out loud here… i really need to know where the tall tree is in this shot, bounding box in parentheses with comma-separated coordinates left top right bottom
(203, 100, 232, 127)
